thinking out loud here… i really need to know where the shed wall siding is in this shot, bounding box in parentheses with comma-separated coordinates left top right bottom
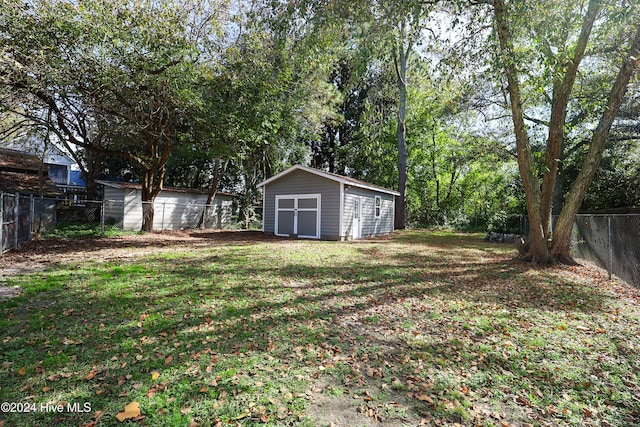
(124, 189, 142, 231)
(152, 192, 208, 230)
(263, 169, 341, 239)
(151, 193, 234, 231)
(343, 187, 394, 238)
(103, 187, 125, 228)
(103, 186, 234, 231)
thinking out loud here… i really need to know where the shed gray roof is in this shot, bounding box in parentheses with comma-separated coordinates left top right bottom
(257, 165, 400, 196)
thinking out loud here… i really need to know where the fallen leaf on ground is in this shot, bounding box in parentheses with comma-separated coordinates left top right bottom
(232, 409, 250, 420)
(93, 411, 105, 422)
(116, 401, 141, 422)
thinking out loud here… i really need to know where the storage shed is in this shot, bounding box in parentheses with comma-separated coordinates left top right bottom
(98, 180, 236, 231)
(258, 165, 399, 240)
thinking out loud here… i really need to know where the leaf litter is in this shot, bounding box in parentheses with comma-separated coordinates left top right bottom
(1, 230, 639, 426)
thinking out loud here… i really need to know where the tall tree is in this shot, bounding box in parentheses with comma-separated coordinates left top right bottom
(78, 0, 210, 231)
(1, 0, 219, 229)
(0, 1, 106, 199)
(491, 0, 640, 264)
(214, 0, 344, 224)
(283, 1, 441, 228)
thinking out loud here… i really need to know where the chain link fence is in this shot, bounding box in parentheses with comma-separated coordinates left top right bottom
(4, 191, 638, 288)
(573, 214, 640, 288)
(1, 191, 238, 254)
(1, 192, 57, 253)
(521, 213, 640, 287)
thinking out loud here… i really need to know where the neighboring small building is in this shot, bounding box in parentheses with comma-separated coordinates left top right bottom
(258, 165, 399, 240)
(98, 180, 237, 231)
(1, 136, 85, 197)
(0, 148, 63, 197)
(41, 145, 86, 197)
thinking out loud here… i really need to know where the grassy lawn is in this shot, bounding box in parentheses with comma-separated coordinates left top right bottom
(1, 230, 639, 426)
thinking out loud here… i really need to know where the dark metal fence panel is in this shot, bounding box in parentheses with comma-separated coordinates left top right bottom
(572, 216, 609, 271)
(573, 214, 640, 287)
(17, 195, 32, 245)
(609, 215, 640, 287)
(1, 192, 59, 253)
(1, 192, 15, 253)
(1, 193, 20, 253)
(2, 193, 22, 253)
(33, 198, 57, 233)
(57, 200, 102, 224)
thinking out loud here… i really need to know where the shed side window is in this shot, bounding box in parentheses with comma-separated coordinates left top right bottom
(375, 196, 381, 218)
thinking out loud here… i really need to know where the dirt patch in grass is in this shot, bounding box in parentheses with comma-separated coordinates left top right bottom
(307, 377, 423, 427)
(0, 284, 23, 300)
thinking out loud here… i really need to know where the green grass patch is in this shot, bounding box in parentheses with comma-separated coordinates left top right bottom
(44, 221, 130, 238)
(1, 230, 639, 426)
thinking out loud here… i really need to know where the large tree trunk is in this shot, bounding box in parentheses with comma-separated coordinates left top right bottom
(394, 29, 410, 230)
(551, 27, 640, 262)
(493, 0, 638, 264)
(141, 201, 155, 232)
(139, 143, 171, 232)
(140, 171, 156, 233)
(494, 0, 549, 263)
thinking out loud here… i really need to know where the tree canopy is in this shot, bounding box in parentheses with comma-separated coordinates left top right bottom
(1, 0, 638, 242)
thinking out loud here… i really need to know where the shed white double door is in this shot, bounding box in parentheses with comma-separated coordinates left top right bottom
(275, 194, 321, 239)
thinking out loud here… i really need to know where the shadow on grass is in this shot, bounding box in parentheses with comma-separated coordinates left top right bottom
(1, 230, 292, 262)
(0, 230, 636, 426)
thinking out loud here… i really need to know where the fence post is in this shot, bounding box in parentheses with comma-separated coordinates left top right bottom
(100, 200, 105, 238)
(29, 195, 34, 240)
(14, 192, 19, 250)
(0, 192, 4, 253)
(607, 216, 612, 280)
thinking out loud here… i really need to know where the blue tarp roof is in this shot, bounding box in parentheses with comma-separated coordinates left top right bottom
(69, 170, 85, 186)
